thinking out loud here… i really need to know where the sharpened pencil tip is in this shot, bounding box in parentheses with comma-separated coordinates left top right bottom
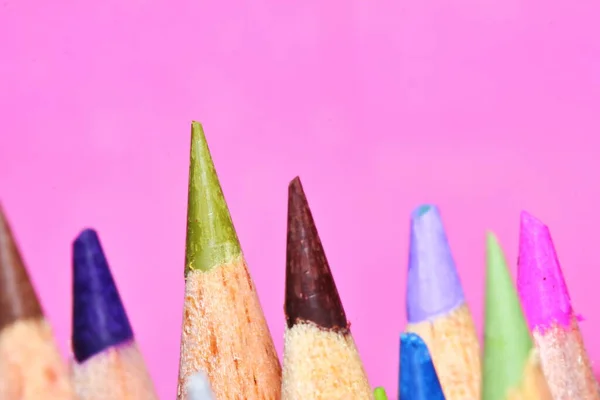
(373, 387, 388, 400)
(407, 204, 465, 323)
(483, 231, 533, 400)
(72, 228, 133, 363)
(185, 122, 241, 274)
(517, 211, 572, 331)
(399, 333, 446, 400)
(285, 177, 348, 332)
(0, 206, 43, 331)
(186, 371, 215, 400)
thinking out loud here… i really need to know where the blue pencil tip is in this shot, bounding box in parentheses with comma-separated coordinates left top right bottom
(72, 228, 133, 363)
(399, 333, 446, 400)
(407, 204, 465, 323)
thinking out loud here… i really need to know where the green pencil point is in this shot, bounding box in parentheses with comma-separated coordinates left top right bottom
(482, 231, 533, 400)
(184, 121, 241, 275)
(373, 387, 388, 400)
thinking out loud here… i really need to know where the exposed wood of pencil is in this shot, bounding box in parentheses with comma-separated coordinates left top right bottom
(405, 304, 480, 400)
(532, 317, 599, 400)
(177, 259, 282, 400)
(0, 319, 75, 399)
(281, 322, 372, 399)
(71, 342, 158, 399)
(0, 206, 75, 399)
(506, 350, 552, 400)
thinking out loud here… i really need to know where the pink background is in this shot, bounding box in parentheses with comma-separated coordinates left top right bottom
(2, 0, 600, 398)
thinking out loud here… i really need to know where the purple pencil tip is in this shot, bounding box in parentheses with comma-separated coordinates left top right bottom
(517, 211, 572, 331)
(407, 205, 465, 323)
(72, 229, 134, 363)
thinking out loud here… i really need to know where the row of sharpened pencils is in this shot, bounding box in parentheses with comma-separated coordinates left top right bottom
(0, 121, 598, 400)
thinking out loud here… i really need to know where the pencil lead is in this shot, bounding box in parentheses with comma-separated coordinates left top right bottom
(186, 371, 215, 400)
(72, 228, 133, 363)
(483, 231, 533, 400)
(399, 332, 446, 400)
(407, 204, 465, 323)
(284, 176, 348, 332)
(185, 121, 241, 275)
(0, 205, 43, 331)
(373, 386, 388, 400)
(517, 211, 572, 330)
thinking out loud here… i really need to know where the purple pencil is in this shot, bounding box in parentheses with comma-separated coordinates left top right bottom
(70, 229, 158, 400)
(404, 205, 480, 400)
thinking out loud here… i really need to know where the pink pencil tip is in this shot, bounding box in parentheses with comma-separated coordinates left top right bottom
(517, 211, 572, 331)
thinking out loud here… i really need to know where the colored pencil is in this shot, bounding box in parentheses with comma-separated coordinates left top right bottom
(0, 206, 75, 399)
(517, 211, 600, 400)
(71, 229, 158, 399)
(177, 122, 281, 399)
(373, 387, 388, 400)
(281, 177, 372, 399)
(404, 204, 480, 399)
(399, 332, 446, 400)
(186, 371, 216, 400)
(483, 232, 551, 400)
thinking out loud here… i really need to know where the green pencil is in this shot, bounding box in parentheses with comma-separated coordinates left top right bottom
(374, 386, 388, 400)
(176, 122, 281, 399)
(482, 232, 551, 400)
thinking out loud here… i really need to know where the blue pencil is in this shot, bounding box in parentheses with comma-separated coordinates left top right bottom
(399, 332, 446, 400)
(71, 229, 158, 399)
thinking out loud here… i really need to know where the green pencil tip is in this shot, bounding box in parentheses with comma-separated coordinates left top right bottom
(373, 387, 388, 400)
(482, 231, 533, 400)
(184, 121, 241, 274)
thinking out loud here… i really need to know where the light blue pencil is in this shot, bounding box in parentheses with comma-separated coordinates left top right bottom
(186, 371, 215, 400)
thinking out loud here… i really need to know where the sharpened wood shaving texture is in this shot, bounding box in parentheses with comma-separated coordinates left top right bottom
(178, 259, 281, 400)
(0, 319, 74, 399)
(533, 317, 600, 400)
(406, 304, 481, 400)
(71, 342, 158, 400)
(507, 349, 552, 400)
(281, 322, 372, 400)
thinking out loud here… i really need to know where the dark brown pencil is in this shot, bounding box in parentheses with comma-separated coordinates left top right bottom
(281, 177, 372, 399)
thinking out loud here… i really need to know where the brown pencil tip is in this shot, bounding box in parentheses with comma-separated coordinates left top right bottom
(285, 177, 348, 332)
(0, 205, 43, 331)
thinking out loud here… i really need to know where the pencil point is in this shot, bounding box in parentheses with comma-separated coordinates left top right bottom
(407, 204, 465, 323)
(373, 387, 388, 400)
(186, 371, 215, 400)
(185, 122, 241, 274)
(483, 231, 533, 400)
(0, 205, 43, 331)
(517, 211, 572, 330)
(285, 177, 348, 331)
(72, 229, 133, 363)
(399, 333, 446, 400)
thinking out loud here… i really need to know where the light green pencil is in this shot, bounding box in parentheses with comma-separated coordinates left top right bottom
(176, 122, 281, 399)
(374, 387, 388, 400)
(482, 232, 552, 400)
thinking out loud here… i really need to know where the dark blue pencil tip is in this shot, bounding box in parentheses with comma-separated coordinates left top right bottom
(72, 228, 134, 363)
(399, 333, 446, 400)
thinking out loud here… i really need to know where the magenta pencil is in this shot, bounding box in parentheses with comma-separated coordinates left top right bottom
(517, 211, 599, 400)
